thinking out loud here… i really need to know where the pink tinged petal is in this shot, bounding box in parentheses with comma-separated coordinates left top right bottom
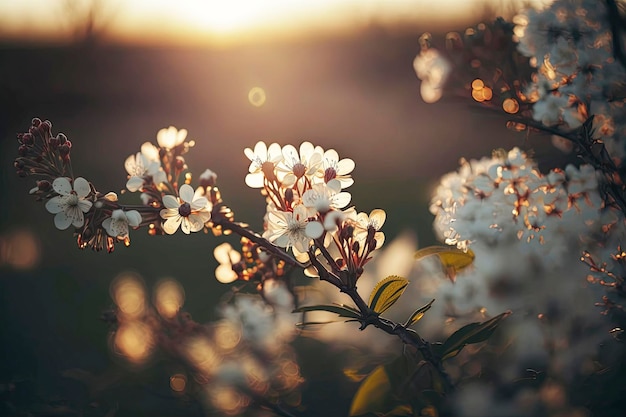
(77, 199, 93, 213)
(73, 177, 91, 198)
(45, 196, 65, 214)
(305, 221, 324, 239)
(52, 177, 72, 196)
(54, 212, 73, 230)
(245, 173, 265, 188)
(179, 184, 194, 203)
(126, 211, 142, 227)
(336, 158, 355, 175)
(162, 217, 182, 234)
(126, 176, 144, 192)
(163, 195, 180, 209)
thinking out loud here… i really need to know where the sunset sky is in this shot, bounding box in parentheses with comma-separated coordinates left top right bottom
(0, 0, 537, 45)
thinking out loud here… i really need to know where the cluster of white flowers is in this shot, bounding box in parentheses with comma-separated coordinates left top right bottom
(430, 147, 601, 258)
(514, 0, 626, 156)
(426, 147, 612, 389)
(244, 140, 385, 269)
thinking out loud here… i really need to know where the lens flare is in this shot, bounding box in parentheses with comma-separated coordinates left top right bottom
(111, 272, 146, 319)
(114, 322, 154, 364)
(154, 278, 185, 319)
(248, 87, 266, 107)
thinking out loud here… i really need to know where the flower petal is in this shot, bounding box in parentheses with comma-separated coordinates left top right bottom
(78, 199, 93, 213)
(126, 176, 145, 192)
(52, 177, 72, 196)
(54, 211, 73, 230)
(162, 217, 181, 234)
(163, 195, 180, 209)
(73, 177, 91, 198)
(45, 196, 65, 214)
(126, 210, 142, 227)
(179, 184, 194, 203)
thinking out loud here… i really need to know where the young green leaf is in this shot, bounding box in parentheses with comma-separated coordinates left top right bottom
(414, 246, 475, 282)
(293, 303, 362, 320)
(368, 275, 410, 314)
(436, 310, 511, 360)
(404, 299, 435, 327)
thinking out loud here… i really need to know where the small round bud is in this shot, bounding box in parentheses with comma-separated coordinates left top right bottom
(20, 133, 33, 145)
(59, 144, 71, 157)
(284, 188, 294, 204)
(56, 133, 67, 145)
(37, 180, 51, 192)
(175, 156, 185, 170)
(40, 120, 52, 135)
(31, 117, 42, 127)
(14, 159, 25, 169)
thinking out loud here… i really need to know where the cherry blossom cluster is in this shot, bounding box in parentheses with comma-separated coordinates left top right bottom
(14, 118, 224, 252)
(514, 0, 626, 157)
(430, 147, 602, 252)
(242, 141, 386, 286)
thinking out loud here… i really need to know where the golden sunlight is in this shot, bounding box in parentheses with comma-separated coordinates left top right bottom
(0, 0, 522, 45)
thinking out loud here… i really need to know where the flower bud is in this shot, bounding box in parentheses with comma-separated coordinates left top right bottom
(37, 180, 51, 192)
(175, 156, 186, 170)
(199, 169, 217, 188)
(59, 144, 71, 157)
(56, 133, 67, 145)
(20, 133, 33, 145)
(284, 188, 294, 205)
(31, 117, 41, 127)
(40, 120, 52, 134)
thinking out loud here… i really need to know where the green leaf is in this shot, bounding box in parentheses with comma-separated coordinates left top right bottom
(404, 299, 435, 327)
(293, 303, 362, 320)
(368, 275, 409, 314)
(414, 246, 475, 282)
(437, 310, 511, 360)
